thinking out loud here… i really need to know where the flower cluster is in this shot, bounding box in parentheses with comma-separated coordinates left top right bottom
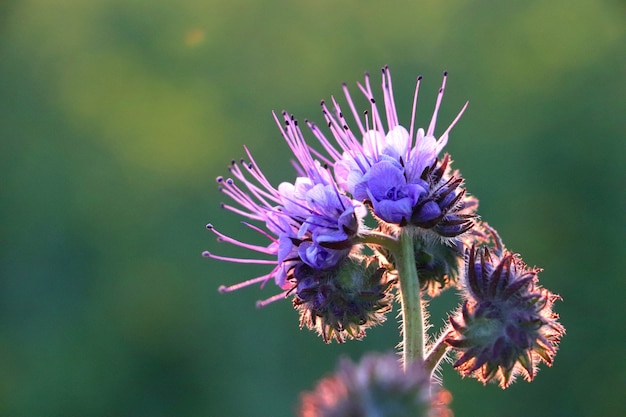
(445, 244, 565, 388)
(299, 353, 452, 417)
(205, 67, 475, 341)
(204, 145, 366, 294)
(204, 67, 565, 404)
(206, 66, 565, 414)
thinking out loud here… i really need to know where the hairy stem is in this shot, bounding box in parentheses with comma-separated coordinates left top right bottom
(395, 228, 425, 369)
(356, 230, 400, 253)
(425, 326, 453, 375)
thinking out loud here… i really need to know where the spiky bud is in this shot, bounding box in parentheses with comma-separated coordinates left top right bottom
(445, 246, 565, 388)
(293, 256, 395, 343)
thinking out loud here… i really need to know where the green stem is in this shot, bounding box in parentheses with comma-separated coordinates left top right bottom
(424, 326, 453, 375)
(395, 228, 425, 369)
(356, 230, 400, 252)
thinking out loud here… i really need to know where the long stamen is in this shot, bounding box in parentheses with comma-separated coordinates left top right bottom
(219, 178, 268, 216)
(219, 202, 264, 222)
(202, 251, 277, 265)
(225, 163, 277, 208)
(408, 75, 423, 154)
(427, 71, 448, 137)
(256, 290, 290, 308)
(341, 82, 366, 136)
(218, 272, 275, 293)
(243, 146, 282, 197)
(436, 101, 469, 153)
(206, 224, 275, 254)
(306, 120, 344, 161)
(241, 221, 278, 242)
(382, 66, 399, 129)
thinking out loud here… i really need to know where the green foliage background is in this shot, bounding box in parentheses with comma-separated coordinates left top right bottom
(1, 0, 624, 416)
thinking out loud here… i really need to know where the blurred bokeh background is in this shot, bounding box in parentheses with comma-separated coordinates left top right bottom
(1, 0, 624, 416)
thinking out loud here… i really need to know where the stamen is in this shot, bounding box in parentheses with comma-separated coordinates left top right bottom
(256, 290, 289, 308)
(218, 272, 274, 293)
(207, 226, 276, 254)
(408, 75, 423, 153)
(341, 82, 366, 136)
(382, 66, 399, 129)
(219, 204, 262, 222)
(241, 221, 278, 242)
(362, 72, 384, 135)
(427, 71, 448, 137)
(436, 101, 469, 154)
(201, 251, 276, 265)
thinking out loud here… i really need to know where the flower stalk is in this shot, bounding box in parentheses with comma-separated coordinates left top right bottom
(395, 228, 425, 369)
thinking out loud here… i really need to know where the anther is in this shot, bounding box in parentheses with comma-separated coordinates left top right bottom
(206, 223, 214, 229)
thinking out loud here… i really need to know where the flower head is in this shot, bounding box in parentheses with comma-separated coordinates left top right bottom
(204, 143, 366, 307)
(299, 353, 452, 417)
(445, 245, 565, 388)
(310, 67, 476, 236)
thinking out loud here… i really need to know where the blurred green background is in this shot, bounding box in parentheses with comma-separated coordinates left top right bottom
(1, 0, 624, 416)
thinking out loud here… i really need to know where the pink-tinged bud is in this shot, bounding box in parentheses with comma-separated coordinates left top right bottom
(299, 353, 452, 417)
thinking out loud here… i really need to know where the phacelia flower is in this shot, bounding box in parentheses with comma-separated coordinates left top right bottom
(293, 256, 394, 343)
(445, 245, 565, 388)
(299, 66, 475, 235)
(299, 353, 452, 417)
(204, 143, 366, 307)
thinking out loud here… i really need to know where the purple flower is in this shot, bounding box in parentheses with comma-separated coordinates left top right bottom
(285, 66, 475, 233)
(299, 353, 452, 417)
(204, 141, 365, 307)
(445, 245, 565, 388)
(359, 159, 427, 224)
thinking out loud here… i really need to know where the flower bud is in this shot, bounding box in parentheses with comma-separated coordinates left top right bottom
(410, 154, 475, 238)
(445, 246, 565, 388)
(293, 256, 395, 343)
